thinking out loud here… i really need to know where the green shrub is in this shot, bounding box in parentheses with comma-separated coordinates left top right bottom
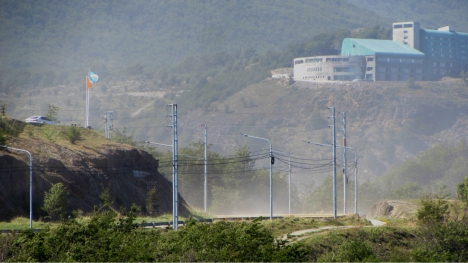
(4, 214, 302, 262)
(416, 188, 450, 225)
(0, 130, 6, 146)
(0, 117, 26, 137)
(42, 183, 70, 221)
(62, 126, 83, 144)
(146, 187, 159, 216)
(42, 125, 59, 141)
(457, 176, 468, 204)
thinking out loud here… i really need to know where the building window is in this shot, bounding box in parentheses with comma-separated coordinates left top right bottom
(367, 57, 374, 62)
(305, 58, 323, 63)
(378, 57, 389, 62)
(404, 24, 413, 28)
(334, 75, 351, 81)
(391, 68, 398, 73)
(416, 69, 423, 74)
(365, 74, 373, 80)
(333, 67, 350, 72)
(403, 68, 410, 73)
(404, 30, 408, 33)
(404, 36, 408, 39)
(394, 24, 403, 29)
(378, 67, 386, 73)
(440, 62, 446, 68)
(326, 58, 349, 62)
(366, 67, 373, 71)
(295, 60, 304, 65)
(433, 62, 438, 67)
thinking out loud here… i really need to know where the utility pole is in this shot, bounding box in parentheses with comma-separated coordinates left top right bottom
(288, 155, 291, 214)
(342, 111, 347, 215)
(167, 104, 179, 230)
(354, 152, 358, 215)
(102, 111, 113, 140)
(303, 141, 358, 216)
(328, 107, 337, 219)
(240, 133, 273, 220)
(200, 124, 208, 213)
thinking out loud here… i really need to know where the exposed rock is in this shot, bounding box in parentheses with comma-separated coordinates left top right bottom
(0, 136, 188, 221)
(366, 200, 419, 219)
(366, 201, 394, 219)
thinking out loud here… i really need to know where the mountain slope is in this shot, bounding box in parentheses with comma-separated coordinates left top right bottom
(0, 0, 385, 73)
(347, 0, 468, 31)
(176, 78, 468, 184)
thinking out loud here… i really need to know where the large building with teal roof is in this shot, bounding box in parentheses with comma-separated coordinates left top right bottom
(293, 21, 468, 82)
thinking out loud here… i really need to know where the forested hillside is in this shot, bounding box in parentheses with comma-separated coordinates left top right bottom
(0, 0, 385, 82)
(347, 0, 468, 32)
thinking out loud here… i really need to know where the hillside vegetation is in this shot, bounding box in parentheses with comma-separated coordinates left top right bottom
(347, 0, 468, 32)
(3, 77, 468, 214)
(0, 0, 385, 80)
(2, 188, 468, 261)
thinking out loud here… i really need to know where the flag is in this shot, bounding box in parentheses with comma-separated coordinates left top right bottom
(86, 76, 93, 89)
(86, 72, 98, 89)
(89, 72, 99, 83)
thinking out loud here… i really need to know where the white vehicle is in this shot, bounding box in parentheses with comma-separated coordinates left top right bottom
(24, 116, 57, 125)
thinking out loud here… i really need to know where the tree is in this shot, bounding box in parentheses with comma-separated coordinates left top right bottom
(457, 176, 468, 204)
(62, 126, 83, 144)
(46, 104, 59, 123)
(42, 183, 69, 221)
(146, 187, 159, 216)
(98, 186, 114, 211)
(416, 187, 450, 226)
(0, 130, 6, 146)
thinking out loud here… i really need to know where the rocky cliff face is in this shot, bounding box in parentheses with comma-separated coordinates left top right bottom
(0, 135, 187, 221)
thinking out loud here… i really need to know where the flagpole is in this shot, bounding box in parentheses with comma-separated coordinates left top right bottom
(85, 74, 88, 127)
(86, 70, 89, 127)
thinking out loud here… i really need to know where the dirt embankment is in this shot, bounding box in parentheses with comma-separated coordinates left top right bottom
(366, 200, 419, 220)
(0, 136, 188, 221)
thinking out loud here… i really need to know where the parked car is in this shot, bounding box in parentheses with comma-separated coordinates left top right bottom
(24, 116, 57, 125)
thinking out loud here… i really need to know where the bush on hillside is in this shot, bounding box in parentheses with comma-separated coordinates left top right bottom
(61, 126, 83, 144)
(2, 214, 300, 262)
(42, 183, 70, 221)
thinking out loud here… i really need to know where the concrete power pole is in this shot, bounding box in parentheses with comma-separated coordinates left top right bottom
(200, 124, 208, 213)
(342, 112, 347, 215)
(167, 104, 179, 230)
(328, 107, 337, 219)
(102, 111, 113, 140)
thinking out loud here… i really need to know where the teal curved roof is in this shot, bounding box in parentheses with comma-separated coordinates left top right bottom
(341, 38, 425, 57)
